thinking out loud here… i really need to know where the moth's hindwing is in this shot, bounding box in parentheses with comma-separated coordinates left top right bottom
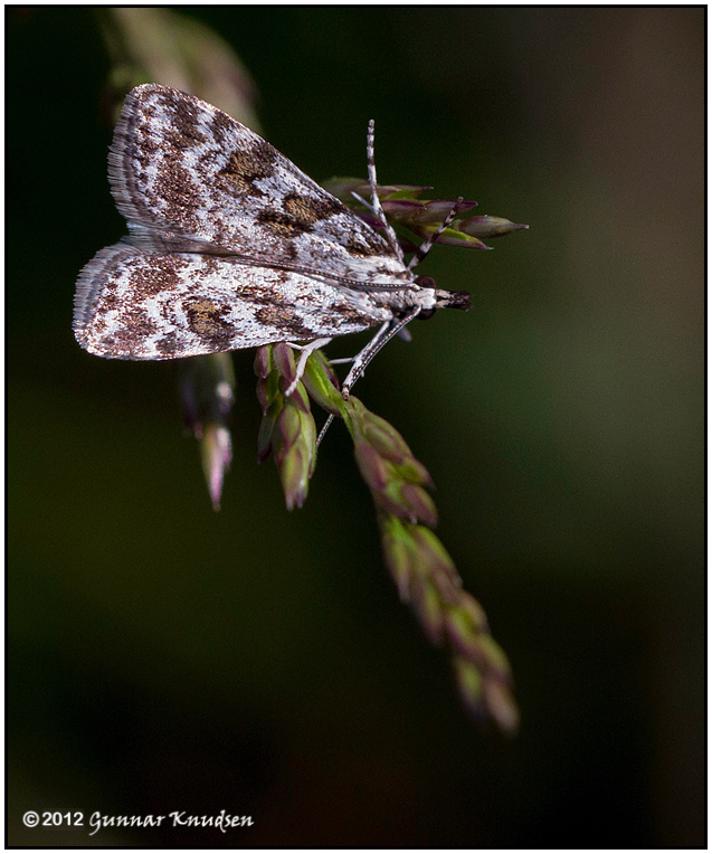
(73, 245, 392, 360)
(110, 84, 408, 287)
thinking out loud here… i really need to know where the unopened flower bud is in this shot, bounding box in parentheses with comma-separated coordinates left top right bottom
(458, 214, 529, 238)
(200, 423, 232, 511)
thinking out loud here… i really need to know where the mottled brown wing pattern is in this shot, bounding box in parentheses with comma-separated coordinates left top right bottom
(109, 84, 410, 287)
(73, 245, 392, 360)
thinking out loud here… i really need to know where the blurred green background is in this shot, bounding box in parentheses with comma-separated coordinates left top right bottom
(7, 6, 704, 847)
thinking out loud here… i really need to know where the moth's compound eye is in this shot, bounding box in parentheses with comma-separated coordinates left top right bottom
(414, 275, 436, 289)
(418, 308, 436, 320)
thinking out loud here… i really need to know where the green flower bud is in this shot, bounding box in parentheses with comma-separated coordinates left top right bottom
(458, 214, 529, 238)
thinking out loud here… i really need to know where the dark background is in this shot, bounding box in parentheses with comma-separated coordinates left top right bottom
(7, 6, 705, 847)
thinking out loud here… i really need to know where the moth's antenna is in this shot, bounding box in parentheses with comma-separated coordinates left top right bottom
(407, 196, 464, 270)
(367, 120, 404, 263)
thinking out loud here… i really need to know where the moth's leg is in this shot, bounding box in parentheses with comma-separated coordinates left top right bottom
(324, 320, 411, 368)
(407, 196, 463, 270)
(350, 191, 377, 215)
(366, 120, 404, 263)
(317, 311, 420, 447)
(284, 337, 332, 396)
(316, 320, 389, 448)
(316, 312, 417, 446)
(317, 414, 336, 448)
(342, 308, 421, 400)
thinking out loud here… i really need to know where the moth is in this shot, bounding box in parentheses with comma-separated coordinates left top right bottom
(73, 84, 470, 394)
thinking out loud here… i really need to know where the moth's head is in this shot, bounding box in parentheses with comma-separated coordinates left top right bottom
(414, 275, 471, 318)
(437, 289, 471, 311)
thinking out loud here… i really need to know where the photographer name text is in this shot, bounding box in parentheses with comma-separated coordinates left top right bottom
(21, 809, 254, 836)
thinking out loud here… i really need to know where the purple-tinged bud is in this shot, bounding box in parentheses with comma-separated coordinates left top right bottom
(374, 492, 412, 521)
(286, 382, 312, 414)
(410, 578, 445, 646)
(415, 225, 492, 251)
(396, 457, 433, 486)
(382, 198, 478, 224)
(256, 406, 278, 463)
(458, 214, 529, 238)
(475, 635, 513, 681)
(483, 679, 519, 734)
(381, 520, 414, 602)
(321, 177, 431, 204)
(253, 345, 272, 380)
(354, 441, 390, 491)
(200, 423, 232, 511)
(444, 609, 482, 662)
(361, 414, 412, 463)
(276, 404, 302, 456)
(445, 609, 513, 681)
(427, 568, 463, 606)
(379, 199, 423, 219)
(381, 184, 433, 198)
(255, 380, 271, 414)
(254, 344, 318, 508)
(280, 446, 309, 511)
(400, 483, 438, 527)
(179, 354, 236, 509)
(453, 657, 485, 720)
(298, 409, 318, 478)
(272, 343, 296, 386)
(270, 402, 317, 507)
(360, 425, 407, 464)
(458, 591, 490, 633)
(409, 527, 461, 590)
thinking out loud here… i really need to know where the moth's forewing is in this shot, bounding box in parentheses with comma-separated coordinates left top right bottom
(110, 84, 408, 287)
